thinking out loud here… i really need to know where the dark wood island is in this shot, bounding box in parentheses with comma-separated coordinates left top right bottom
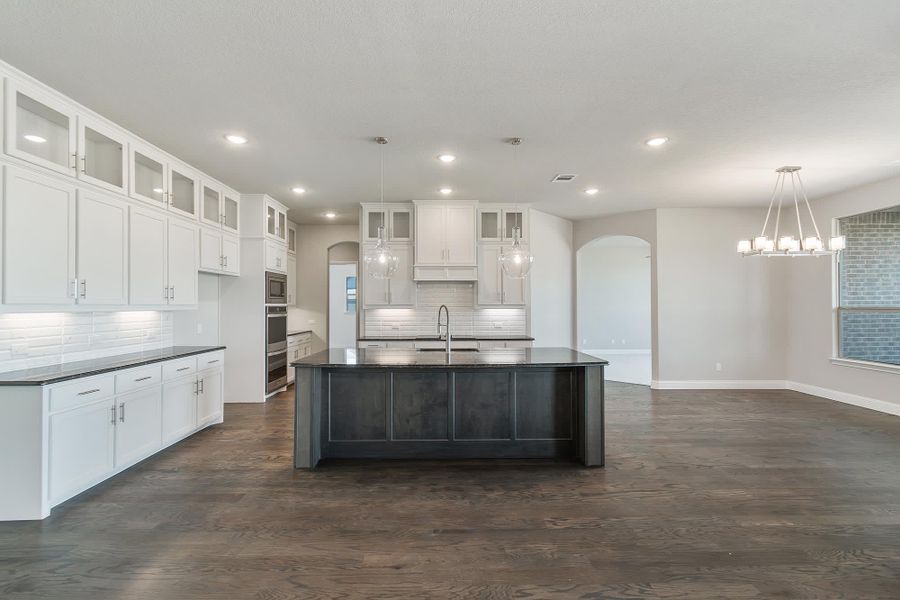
(292, 347, 607, 468)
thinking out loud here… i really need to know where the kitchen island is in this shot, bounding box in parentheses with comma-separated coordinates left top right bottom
(292, 347, 607, 469)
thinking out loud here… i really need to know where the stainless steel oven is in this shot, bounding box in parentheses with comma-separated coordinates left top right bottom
(266, 350, 288, 393)
(266, 305, 287, 353)
(266, 271, 287, 304)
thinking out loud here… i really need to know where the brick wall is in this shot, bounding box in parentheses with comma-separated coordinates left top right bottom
(838, 208, 900, 365)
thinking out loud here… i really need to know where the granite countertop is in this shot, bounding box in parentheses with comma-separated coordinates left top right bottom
(288, 330, 313, 337)
(0, 346, 226, 386)
(358, 335, 535, 341)
(292, 347, 607, 368)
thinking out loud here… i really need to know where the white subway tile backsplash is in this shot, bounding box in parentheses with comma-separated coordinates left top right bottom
(0, 311, 174, 373)
(363, 282, 526, 338)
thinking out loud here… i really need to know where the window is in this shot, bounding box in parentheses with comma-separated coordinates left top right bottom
(345, 276, 357, 313)
(836, 206, 900, 366)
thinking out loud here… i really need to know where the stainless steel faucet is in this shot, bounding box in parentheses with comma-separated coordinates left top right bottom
(437, 304, 451, 356)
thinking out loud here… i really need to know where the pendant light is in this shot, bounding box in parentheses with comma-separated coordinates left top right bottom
(499, 137, 534, 278)
(364, 137, 399, 278)
(738, 166, 845, 257)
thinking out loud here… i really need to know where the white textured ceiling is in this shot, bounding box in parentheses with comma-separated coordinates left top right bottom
(1, 1, 899, 223)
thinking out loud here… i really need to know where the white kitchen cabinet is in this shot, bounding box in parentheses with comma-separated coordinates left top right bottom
(129, 142, 168, 207)
(266, 197, 288, 242)
(222, 188, 240, 234)
(287, 254, 297, 304)
(168, 162, 198, 220)
(477, 244, 526, 306)
(362, 203, 413, 242)
(445, 205, 477, 265)
(162, 376, 197, 445)
(361, 243, 415, 307)
(414, 204, 446, 265)
(76, 115, 128, 194)
(502, 209, 528, 241)
(196, 367, 223, 427)
(266, 240, 288, 273)
(114, 387, 162, 468)
(200, 228, 240, 276)
(4, 80, 77, 177)
(129, 206, 168, 305)
(200, 181, 223, 228)
(414, 202, 476, 269)
(167, 219, 199, 305)
(287, 221, 297, 255)
(479, 206, 529, 242)
(389, 208, 412, 241)
(222, 234, 240, 275)
(48, 397, 115, 505)
(76, 190, 128, 305)
(2, 166, 76, 304)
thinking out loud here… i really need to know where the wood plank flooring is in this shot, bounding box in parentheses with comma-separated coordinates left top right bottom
(1, 383, 899, 599)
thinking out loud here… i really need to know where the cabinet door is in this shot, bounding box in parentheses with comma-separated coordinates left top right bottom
(168, 164, 198, 219)
(199, 227, 223, 273)
(114, 387, 162, 468)
(265, 240, 287, 273)
(362, 248, 390, 307)
(415, 205, 445, 265)
(221, 234, 240, 276)
(389, 245, 415, 306)
(77, 115, 127, 193)
(477, 245, 503, 305)
(277, 208, 287, 242)
(77, 190, 128, 305)
(222, 190, 240, 234)
(389, 209, 412, 241)
(130, 143, 168, 207)
(5, 81, 77, 177)
(478, 209, 501, 241)
(48, 399, 115, 505)
(129, 207, 168, 305)
(167, 219, 198, 305)
(266, 202, 278, 238)
(287, 254, 297, 305)
(287, 222, 297, 254)
(162, 377, 197, 445)
(197, 368, 223, 427)
(200, 182, 222, 228)
(503, 209, 527, 241)
(501, 252, 527, 305)
(365, 209, 386, 241)
(3, 167, 76, 304)
(445, 205, 477, 265)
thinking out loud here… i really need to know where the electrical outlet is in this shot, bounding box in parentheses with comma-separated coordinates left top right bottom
(493, 322, 503, 329)
(610, 338, 616, 344)
(196, 323, 203, 335)
(621, 339, 626, 345)
(715, 362, 723, 372)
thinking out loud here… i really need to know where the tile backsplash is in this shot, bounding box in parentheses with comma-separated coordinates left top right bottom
(364, 282, 526, 338)
(0, 311, 173, 373)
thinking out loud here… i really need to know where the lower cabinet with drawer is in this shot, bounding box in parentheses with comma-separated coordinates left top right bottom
(0, 349, 225, 521)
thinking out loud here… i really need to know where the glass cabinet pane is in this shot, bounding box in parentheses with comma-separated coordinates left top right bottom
(134, 151, 165, 202)
(368, 211, 385, 238)
(223, 195, 239, 231)
(504, 211, 523, 238)
(267, 205, 277, 236)
(391, 211, 410, 239)
(202, 185, 220, 223)
(170, 170, 195, 215)
(480, 211, 499, 239)
(82, 126, 123, 187)
(15, 92, 71, 169)
(277, 211, 287, 240)
(288, 227, 296, 252)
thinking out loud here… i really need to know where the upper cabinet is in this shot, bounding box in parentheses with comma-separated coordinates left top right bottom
(478, 206, 529, 243)
(167, 162, 198, 220)
(266, 197, 287, 242)
(222, 187, 240, 234)
(76, 115, 128, 194)
(287, 221, 297, 255)
(129, 142, 167, 207)
(413, 202, 476, 266)
(361, 203, 413, 242)
(200, 180, 240, 234)
(4, 81, 77, 177)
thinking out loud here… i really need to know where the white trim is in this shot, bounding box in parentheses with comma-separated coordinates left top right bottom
(650, 380, 786, 390)
(830, 357, 900, 375)
(583, 348, 650, 356)
(786, 381, 900, 417)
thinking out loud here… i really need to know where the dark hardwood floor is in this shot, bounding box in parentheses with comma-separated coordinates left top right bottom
(2, 383, 899, 599)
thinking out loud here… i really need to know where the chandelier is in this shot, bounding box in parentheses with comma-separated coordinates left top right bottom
(364, 136, 399, 278)
(738, 166, 845, 257)
(499, 138, 534, 278)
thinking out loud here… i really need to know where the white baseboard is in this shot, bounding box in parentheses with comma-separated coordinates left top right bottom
(647, 379, 899, 417)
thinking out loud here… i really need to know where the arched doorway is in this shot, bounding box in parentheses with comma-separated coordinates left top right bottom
(577, 235, 652, 385)
(327, 241, 359, 349)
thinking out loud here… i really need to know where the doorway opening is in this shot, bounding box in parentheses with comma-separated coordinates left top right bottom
(577, 235, 652, 385)
(327, 241, 359, 349)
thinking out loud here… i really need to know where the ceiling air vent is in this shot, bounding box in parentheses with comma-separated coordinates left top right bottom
(551, 174, 577, 182)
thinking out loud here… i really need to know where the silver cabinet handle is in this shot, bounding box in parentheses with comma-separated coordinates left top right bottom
(70, 153, 77, 170)
(207, 359, 220, 364)
(119, 402, 125, 422)
(164, 286, 169, 299)
(134, 376, 152, 382)
(220, 255, 224, 267)
(170, 286, 175, 301)
(80, 279, 86, 299)
(80, 155, 86, 174)
(199, 378, 204, 393)
(78, 388, 101, 396)
(224, 256, 228, 268)
(110, 405, 116, 424)
(193, 380, 199, 395)
(70, 278, 78, 298)
(177, 366, 191, 372)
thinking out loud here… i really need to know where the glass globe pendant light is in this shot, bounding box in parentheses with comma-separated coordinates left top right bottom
(499, 138, 534, 278)
(364, 137, 399, 279)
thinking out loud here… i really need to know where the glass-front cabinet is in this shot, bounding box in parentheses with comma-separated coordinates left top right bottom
(222, 189, 240, 234)
(5, 81, 77, 176)
(287, 221, 297, 254)
(362, 204, 413, 242)
(478, 206, 528, 242)
(130, 143, 168, 207)
(389, 208, 412, 241)
(201, 182, 222, 227)
(168, 163, 198, 219)
(265, 198, 288, 242)
(76, 115, 127, 193)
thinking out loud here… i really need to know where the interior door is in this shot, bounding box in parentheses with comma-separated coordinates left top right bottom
(199, 227, 223, 272)
(477, 245, 503, 305)
(77, 115, 127, 194)
(77, 190, 128, 305)
(3, 166, 77, 304)
(167, 219, 198, 305)
(114, 387, 162, 468)
(445, 205, 476, 265)
(129, 207, 168, 305)
(5, 81, 77, 177)
(415, 205, 445, 265)
(197, 368, 223, 427)
(48, 399, 115, 504)
(162, 377, 197, 445)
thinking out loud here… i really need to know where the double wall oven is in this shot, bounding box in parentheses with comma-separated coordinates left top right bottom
(266, 271, 289, 394)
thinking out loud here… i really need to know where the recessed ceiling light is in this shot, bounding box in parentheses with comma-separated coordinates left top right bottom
(224, 134, 248, 145)
(152, 187, 164, 194)
(585, 187, 599, 195)
(439, 187, 453, 195)
(23, 134, 46, 143)
(645, 136, 669, 147)
(438, 154, 456, 163)
(324, 212, 336, 219)
(291, 187, 306, 194)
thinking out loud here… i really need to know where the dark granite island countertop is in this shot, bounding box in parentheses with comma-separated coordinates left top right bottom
(292, 347, 607, 369)
(293, 347, 606, 469)
(0, 346, 226, 386)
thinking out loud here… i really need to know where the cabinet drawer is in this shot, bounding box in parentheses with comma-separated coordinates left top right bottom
(162, 357, 197, 381)
(358, 341, 387, 348)
(115, 364, 163, 394)
(49, 374, 116, 413)
(197, 351, 224, 371)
